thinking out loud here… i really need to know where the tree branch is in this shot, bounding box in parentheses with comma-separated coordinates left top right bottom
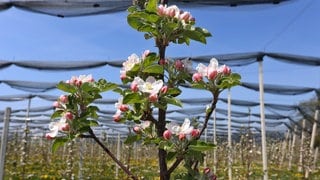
(88, 128, 138, 180)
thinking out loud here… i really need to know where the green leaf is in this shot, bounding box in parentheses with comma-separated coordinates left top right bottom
(123, 93, 144, 104)
(166, 151, 177, 161)
(167, 87, 181, 96)
(188, 141, 216, 152)
(52, 137, 69, 153)
(56, 81, 77, 93)
(127, 5, 138, 13)
(97, 80, 118, 92)
(89, 120, 99, 127)
(142, 52, 157, 67)
(183, 29, 207, 44)
(124, 134, 141, 144)
(164, 96, 183, 107)
(145, 0, 157, 13)
(51, 110, 63, 119)
(143, 64, 164, 74)
(127, 14, 145, 31)
(191, 82, 207, 90)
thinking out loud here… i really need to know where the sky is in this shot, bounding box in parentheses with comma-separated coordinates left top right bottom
(0, 0, 319, 133)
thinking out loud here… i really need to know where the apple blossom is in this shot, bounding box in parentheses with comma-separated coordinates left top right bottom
(122, 53, 140, 73)
(133, 121, 151, 134)
(67, 74, 94, 86)
(135, 76, 163, 95)
(45, 117, 69, 139)
(165, 118, 194, 136)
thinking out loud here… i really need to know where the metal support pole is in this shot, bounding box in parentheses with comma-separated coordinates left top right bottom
(258, 59, 268, 180)
(0, 108, 11, 180)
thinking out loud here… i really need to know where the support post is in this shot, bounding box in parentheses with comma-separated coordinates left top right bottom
(288, 125, 297, 170)
(258, 58, 268, 180)
(213, 109, 217, 174)
(306, 109, 319, 178)
(227, 89, 232, 180)
(0, 108, 11, 180)
(298, 119, 306, 172)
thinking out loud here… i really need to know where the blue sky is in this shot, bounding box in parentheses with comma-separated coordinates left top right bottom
(0, 0, 319, 131)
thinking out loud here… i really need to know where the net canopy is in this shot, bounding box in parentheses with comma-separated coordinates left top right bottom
(0, 0, 291, 17)
(0, 0, 319, 139)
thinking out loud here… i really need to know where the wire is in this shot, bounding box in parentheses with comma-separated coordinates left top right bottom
(263, 0, 314, 50)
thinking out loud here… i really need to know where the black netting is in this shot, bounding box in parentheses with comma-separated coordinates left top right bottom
(0, 0, 291, 17)
(15, 61, 109, 70)
(1, 80, 57, 93)
(241, 82, 317, 95)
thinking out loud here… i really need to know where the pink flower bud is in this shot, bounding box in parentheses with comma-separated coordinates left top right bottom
(53, 101, 60, 108)
(159, 58, 167, 65)
(113, 111, 121, 122)
(163, 130, 172, 140)
(142, 50, 150, 60)
(149, 93, 158, 102)
(45, 134, 54, 140)
(65, 112, 74, 120)
(220, 65, 231, 75)
(179, 133, 186, 141)
(119, 104, 129, 112)
(87, 76, 94, 82)
(157, 4, 166, 16)
(160, 86, 168, 94)
(120, 72, 126, 81)
(61, 123, 70, 131)
(191, 129, 200, 138)
(59, 95, 68, 104)
(180, 11, 191, 21)
(130, 81, 139, 92)
(203, 167, 211, 175)
(208, 70, 218, 80)
(192, 73, 203, 82)
(175, 60, 184, 71)
(133, 126, 141, 134)
(75, 79, 82, 87)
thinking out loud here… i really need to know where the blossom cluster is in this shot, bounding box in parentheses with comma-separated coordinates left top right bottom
(46, 74, 94, 139)
(157, 4, 194, 23)
(120, 50, 149, 80)
(192, 58, 231, 82)
(113, 76, 167, 122)
(163, 118, 200, 141)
